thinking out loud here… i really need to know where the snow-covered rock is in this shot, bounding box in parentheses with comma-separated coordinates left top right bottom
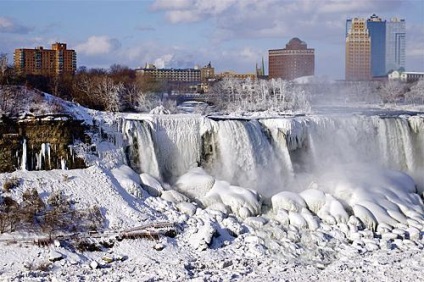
(140, 173, 165, 197)
(161, 189, 190, 203)
(174, 167, 215, 199)
(111, 164, 144, 198)
(201, 180, 261, 218)
(271, 191, 306, 212)
(177, 202, 197, 216)
(49, 250, 64, 262)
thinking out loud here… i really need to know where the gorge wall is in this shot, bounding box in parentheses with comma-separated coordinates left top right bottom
(0, 115, 88, 172)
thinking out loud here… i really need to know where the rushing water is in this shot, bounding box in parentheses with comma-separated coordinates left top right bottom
(122, 113, 424, 195)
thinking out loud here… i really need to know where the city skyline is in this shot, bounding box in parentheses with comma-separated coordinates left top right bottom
(1, 0, 423, 79)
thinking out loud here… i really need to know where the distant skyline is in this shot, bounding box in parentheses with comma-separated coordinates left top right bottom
(1, 0, 423, 79)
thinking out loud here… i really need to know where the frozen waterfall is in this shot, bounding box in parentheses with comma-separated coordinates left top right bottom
(122, 114, 424, 195)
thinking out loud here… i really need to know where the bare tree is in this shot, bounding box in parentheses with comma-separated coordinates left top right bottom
(0, 86, 20, 116)
(0, 53, 7, 77)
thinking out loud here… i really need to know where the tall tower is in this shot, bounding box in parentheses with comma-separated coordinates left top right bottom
(345, 15, 406, 80)
(268, 37, 315, 80)
(345, 18, 371, 81)
(367, 14, 386, 77)
(386, 17, 406, 73)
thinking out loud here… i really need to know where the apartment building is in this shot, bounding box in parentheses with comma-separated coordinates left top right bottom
(14, 43, 77, 75)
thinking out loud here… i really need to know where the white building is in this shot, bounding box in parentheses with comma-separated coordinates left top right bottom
(389, 71, 424, 82)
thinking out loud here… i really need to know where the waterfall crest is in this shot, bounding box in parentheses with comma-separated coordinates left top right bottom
(123, 114, 424, 193)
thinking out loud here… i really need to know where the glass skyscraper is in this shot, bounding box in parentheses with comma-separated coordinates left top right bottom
(367, 14, 386, 77)
(345, 14, 405, 80)
(386, 18, 406, 73)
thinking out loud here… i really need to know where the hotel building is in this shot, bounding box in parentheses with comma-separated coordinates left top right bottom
(268, 38, 315, 80)
(345, 18, 371, 80)
(137, 62, 215, 93)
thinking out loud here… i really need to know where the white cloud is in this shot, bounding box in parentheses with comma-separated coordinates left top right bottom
(0, 17, 33, 34)
(167, 10, 201, 23)
(154, 54, 174, 68)
(151, 0, 409, 43)
(75, 36, 121, 56)
(151, 0, 193, 10)
(152, 0, 239, 23)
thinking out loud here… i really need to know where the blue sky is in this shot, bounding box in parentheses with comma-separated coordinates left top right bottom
(1, 0, 423, 79)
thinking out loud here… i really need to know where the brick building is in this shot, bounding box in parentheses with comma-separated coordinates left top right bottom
(268, 38, 315, 80)
(14, 43, 77, 75)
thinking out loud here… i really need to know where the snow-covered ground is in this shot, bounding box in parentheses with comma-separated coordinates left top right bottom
(1, 95, 424, 281)
(1, 166, 424, 281)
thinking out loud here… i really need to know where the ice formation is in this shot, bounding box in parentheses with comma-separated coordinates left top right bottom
(122, 113, 424, 229)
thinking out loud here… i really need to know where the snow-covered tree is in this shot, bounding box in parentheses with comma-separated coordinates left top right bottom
(210, 78, 311, 114)
(404, 79, 424, 104)
(378, 80, 406, 104)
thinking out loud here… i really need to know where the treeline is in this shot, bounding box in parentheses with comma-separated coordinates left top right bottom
(0, 62, 166, 112)
(2, 53, 424, 114)
(211, 76, 424, 113)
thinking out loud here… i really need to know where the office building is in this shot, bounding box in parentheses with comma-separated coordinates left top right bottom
(14, 43, 77, 75)
(345, 15, 406, 80)
(386, 18, 406, 73)
(268, 37, 315, 80)
(367, 14, 386, 77)
(345, 18, 371, 80)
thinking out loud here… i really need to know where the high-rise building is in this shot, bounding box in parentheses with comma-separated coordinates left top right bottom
(386, 17, 406, 73)
(345, 15, 405, 80)
(345, 18, 371, 81)
(367, 14, 386, 77)
(268, 38, 315, 80)
(14, 43, 77, 75)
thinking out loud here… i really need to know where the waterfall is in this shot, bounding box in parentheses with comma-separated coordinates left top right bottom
(150, 116, 202, 182)
(203, 119, 294, 196)
(122, 114, 424, 194)
(293, 115, 424, 192)
(122, 119, 161, 180)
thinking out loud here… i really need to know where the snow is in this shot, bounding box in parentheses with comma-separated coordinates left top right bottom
(2, 164, 424, 280)
(1, 97, 424, 280)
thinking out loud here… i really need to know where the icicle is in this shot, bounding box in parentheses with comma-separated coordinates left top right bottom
(21, 139, 27, 171)
(47, 143, 51, 169)
(61, 158, 67, 170)
(67, 145, 75, 163)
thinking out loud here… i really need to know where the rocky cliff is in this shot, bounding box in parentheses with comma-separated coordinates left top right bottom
(0, 114, 88, 172)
